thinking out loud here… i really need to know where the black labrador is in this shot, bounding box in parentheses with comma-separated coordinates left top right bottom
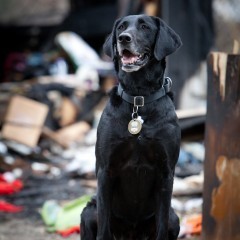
(81, 14, 182, 240)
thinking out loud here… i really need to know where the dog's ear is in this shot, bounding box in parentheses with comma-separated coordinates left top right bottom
(153, 17, 182, 61)
(103, 33, 114, 59)
(103, 18, 122, 59)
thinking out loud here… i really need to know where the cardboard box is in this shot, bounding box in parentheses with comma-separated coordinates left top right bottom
(2, 95, 48, 147)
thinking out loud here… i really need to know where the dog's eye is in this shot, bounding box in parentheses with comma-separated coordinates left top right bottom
(118, 24, 124, 30)
(141, 24, 149, 30)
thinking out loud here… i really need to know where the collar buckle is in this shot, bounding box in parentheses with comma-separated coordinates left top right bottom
(134, 96, 144, 107)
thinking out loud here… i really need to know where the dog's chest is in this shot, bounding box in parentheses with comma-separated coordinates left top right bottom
(108, 134, 159, 176)
(103, 104, 167, 169)
(99, 98, 177, 174)
(109, 137, 158, 221)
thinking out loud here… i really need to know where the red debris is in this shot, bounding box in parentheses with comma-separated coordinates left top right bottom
(57, 226, 80, 237)
(0, 174, 23, 195)
(0, 200, 23, 213)
(0, 178, 23, 195)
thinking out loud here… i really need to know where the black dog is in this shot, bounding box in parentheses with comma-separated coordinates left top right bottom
(81, 14, 182, 240)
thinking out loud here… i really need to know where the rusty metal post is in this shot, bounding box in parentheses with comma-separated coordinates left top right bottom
(202, 52, 240, 240)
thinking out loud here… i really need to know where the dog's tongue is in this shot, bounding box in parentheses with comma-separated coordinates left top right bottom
(122, 51, 138, 65)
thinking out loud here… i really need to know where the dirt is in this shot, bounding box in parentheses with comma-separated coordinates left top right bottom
(0, 218, 77, 240)
(0, 176, 201, 240)
(0, 177, 94, 240)
(0, 217, 200, 240)
(0, 219, 200, 240)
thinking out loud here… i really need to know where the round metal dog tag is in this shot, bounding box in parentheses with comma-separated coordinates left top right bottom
(128, 119, 142, 134)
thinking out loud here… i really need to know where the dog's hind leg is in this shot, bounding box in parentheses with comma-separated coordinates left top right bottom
(80, 196, 97, 240)
(168, 207, 180, 240)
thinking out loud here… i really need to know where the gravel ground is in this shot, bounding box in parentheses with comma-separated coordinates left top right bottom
(0, 218, 78, 240)
(0, 217, 200, 240)
(0, 177, 94, 240)
(0, 176, 201, 240)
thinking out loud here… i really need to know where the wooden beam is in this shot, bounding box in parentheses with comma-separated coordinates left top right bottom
(202, 52, 240, 240)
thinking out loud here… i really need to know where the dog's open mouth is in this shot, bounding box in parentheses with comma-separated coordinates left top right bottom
(120, 49, 149, 72)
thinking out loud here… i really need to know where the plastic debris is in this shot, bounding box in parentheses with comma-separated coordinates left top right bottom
(179, 214, 202, 238)
(41, 195, 91, 235)
(0, 174, 23, 195)
(171, 198, 203, 213)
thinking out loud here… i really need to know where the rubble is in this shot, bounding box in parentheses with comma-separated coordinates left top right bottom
(0, 78, 205, 239)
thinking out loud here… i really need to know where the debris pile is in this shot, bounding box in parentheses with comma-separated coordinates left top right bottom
(0, 81, 205, 239)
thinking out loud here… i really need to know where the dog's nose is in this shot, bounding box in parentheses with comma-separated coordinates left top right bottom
(118, 33, 132, 43)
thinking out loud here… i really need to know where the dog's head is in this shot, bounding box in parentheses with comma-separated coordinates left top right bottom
(103, 15, 182, 73)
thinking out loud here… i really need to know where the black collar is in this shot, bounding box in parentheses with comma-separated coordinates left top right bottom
(117, 77, 172, 107)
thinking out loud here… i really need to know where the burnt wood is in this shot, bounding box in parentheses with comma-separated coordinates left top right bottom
(203, 52, 240, 240)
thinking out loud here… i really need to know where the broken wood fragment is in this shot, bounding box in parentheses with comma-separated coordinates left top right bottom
(42, 121, 90, 148)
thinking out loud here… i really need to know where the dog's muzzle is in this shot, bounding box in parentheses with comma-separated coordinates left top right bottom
(117, 35, 150, 72)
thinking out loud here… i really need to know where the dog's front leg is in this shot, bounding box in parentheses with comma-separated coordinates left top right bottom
(96, 167, 113, 240)
(155, 172, 174, 240)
